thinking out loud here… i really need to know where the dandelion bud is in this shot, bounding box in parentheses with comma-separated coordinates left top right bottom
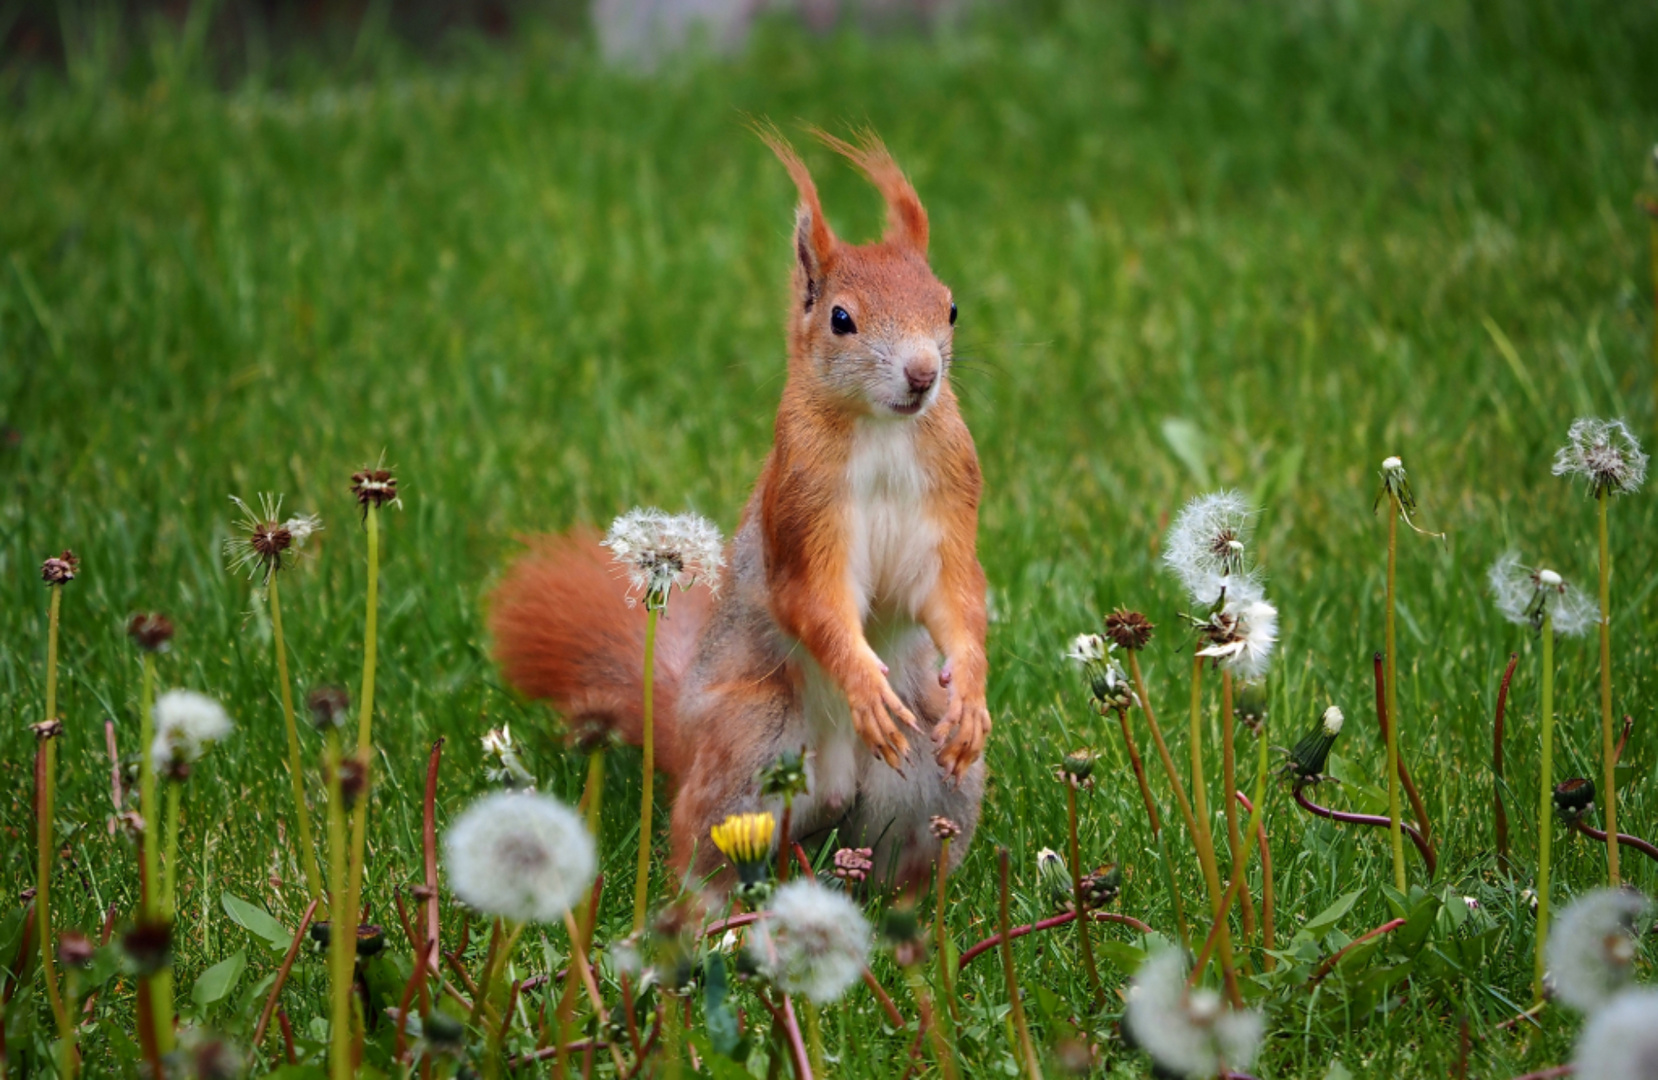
(759, 748, 810, 803)
(423, 1009, 466, 1050)
(1104, 609, 1155, 651)
(1287, 706, 1343, 781)
(305, 686, 351, 732)
(354, 924, 386, 958)
(127, 612, 175, 653)
(710, 812, 777, 887)
(41, 550, 78, 586)
(350, 467, 400, 512)
(566, 720, 619, 755)
(1037, 847, 1072, 911)
(1057, 750, 1096, 787)
(58, 931, 94, 969)
(1553, 777, 1597, 823)
(880, 905, 927, 967)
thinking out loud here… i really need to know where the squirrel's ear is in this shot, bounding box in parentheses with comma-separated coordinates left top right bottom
(812, 127, 928, 255)
(755, 121, 837, 311)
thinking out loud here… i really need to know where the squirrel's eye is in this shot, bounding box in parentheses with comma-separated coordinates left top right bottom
(830, 306, 856, 335)
(949, 301, 958, 326)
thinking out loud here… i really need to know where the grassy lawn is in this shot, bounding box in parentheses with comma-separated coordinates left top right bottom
(4, 0, 1658, 1075)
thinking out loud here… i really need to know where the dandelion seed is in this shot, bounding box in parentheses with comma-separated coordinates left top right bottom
(150, 690, 234, 776)
(1489, 552, 1597, 636)
(603, 508, 724, 610)
(1123, 948, 1263, 1079)
(41, 550, 78, 586)
(480, 724, 535, 789)
(1194, 597, 1279, 682)
(1163, 491, 1262, 608)
(1553, 418, 1648, 497)
(746, 879, 871, 1004)
(442, 790, 596, 924)
(1546, 888, 1650, 1012)
(1573, 988, 1658, 1080)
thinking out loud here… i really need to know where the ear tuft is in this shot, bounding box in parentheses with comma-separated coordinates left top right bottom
(753, 119, 837, 308)
(810, 126, 928, 254)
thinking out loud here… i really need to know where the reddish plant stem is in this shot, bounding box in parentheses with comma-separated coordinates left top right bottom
(392, 948, 425, 1064)
(423, 739, 444, 969)
(253, 898, 320, 1051)
(509, 1040, 612, 1068)
(105, 720, 124, 811)
(80, 904, 119, 1020)
(1492, 653, 1520, 871)
(957, 909, 1154, 969)
(781, 996, 814, 1080)
(1235, 792, 1275, 969)
(135, 973, 164, 1076)
(277, 1009, 297, 1064)
(1573, 820, 1658, 864)
(1615, 715, 1634, 764)
(620, 976, 642, 1058)
(1309, 917, 1406, 984)
(1375, 652, 1433, 846)
(702, 912, 762, 938)
(776, 801, 794, 883)
(1293, 781, 1437, 877)
(1508, 1068, 1574, 1080)
(862, 967, 907, 1030)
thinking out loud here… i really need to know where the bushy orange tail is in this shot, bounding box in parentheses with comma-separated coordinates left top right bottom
(488, 529, 712, 779)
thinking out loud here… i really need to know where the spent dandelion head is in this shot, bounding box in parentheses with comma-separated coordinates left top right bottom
(150, 689, 234, 779)
(1573, 988, 1658, 1080)
(929, 815, 962, 842)
(1036, 847, 1072, 911)
(710, 812, 777, 888)
(1374, 455, 1445, 539)
(225, 494, 321, 582)
(1163, 490, 1261, 608)
(1193, 596, 1279, 682)
(480, 724, 535, 789)
(1553, 777, 1597, 825)
(746, 878, 872, 1004)
(305, 685, 351, 733)
(1065, 633, 1132, 708)
(758, 747, 810, 804)
(41, 550, 78, 586)
(350, 466, 400, 517)
(1079, 863, 1122, 910)
(603, 508, 724, 611)
(1489, 552, 1598, 636)
(1104, 608, 1155, 651)
(1546, 888, 1651, 1012)
(1554, 418, 1648, 497)
(442, 790, 596, 924)
(832, 846, 875, 886)
(1123, 947, 1264, 1079)
(127, 612, 175, 653)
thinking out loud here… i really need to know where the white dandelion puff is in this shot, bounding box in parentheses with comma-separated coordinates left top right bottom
(1574, 989, 1658, 1080)
(746, 879, 871, 1005)
(481, 724, 535, 789)
(1489, 552, 1597, 637)
(1195, 597, 1279, 682)
(603, 508, 725, 610)
(1064, 633, 1109, 664)
(1553, 418, 1648, 497)
(150, 690, 234, 772)
(1124, 948, 1263, 1079)
(1547, 888, 1650, 1013)
(1321, 706, 1344, 736)
(442, 790, 596, 924)
(1163, 490, 1263, 609)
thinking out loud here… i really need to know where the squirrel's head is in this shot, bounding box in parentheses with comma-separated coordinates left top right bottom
(760, 126, 955, 421)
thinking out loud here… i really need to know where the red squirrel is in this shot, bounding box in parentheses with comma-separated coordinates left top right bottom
(489, 128, 990, 890)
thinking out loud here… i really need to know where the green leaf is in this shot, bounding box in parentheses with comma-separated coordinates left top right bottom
(702, 952, 741, 1057)
(191, 949, 247, 1009)
(221, 892, 292, 953)
(1301, 890, 1362, 938)
(1093, 937, 1148, 976)
(1160, 417, 1212, 488)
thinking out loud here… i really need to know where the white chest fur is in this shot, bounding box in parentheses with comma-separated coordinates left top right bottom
(844, 419, 941, 621)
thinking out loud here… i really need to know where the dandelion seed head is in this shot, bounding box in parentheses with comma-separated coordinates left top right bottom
(305, 686, 351, 732)
(1195, 598, 1279, 681)
(150, 690, 234, 773)
(1547, 888, 1650, 1013)
(1124, 948, 1263, 1079)
(1164, 491, 1262, 607)
(603, 508, 724, 610)
(1489, 552, 1597, 637)
(746, 879, 871, 1004)
(1554, 418, 1648, 497)
(442, 790, 595, 924)
(1574, 989, 1658, 1080)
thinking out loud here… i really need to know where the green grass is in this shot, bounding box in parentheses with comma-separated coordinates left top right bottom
(3, 0, 1658, 1075)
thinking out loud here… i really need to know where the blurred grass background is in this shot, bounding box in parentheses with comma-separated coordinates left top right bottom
(3, 0, 1658, 1075)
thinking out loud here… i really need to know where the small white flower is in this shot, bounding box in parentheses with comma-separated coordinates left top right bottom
(442, 790, 596, 924)
(1553, 418, 1648, 496)
(603, 508, 725, 610)
(1574, 989, 1658, 1080)
(1124, 948, 1263, 1079)
(1195, 598, 1279, 682)
(1321, 706, 1344, 737)
(1547, 888, 1650, 1012)
(1163, 491, 1263, 608)
(150, 690, 234, 771)
(481, 725, 535, 789)
(1489, 552, 1597, 637)
(746, 879, 871, 1005)
(1064, 633, 1109, 664)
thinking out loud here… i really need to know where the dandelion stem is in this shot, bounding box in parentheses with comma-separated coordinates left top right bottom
(1189, 726, 1271, 991)
(580, 746, 606, 840)
(1534, 612, 1555, 1006)
(997, 848, 1044, 1080)
(1128, 653, 1208, 939)
(904, 965, 961, 1080)
(1220, 670, 1257, 940)
(38, 587, 75, 1077)
(1111, 701, 1190, 950)
(1492, 653, 1520, 874)
(1373, 651, 1432, 847)
(934, 837, 958, 1021)
(326, 730, 352, 1080)
(1385, 496, 1408, 892)
(162, 781, 181, 916)
(1064, 782, 1103, 1003)
(344, 503, 381, 994)
(803, 998, 825, 1078)
(269, 573, 325, 910)
(1187, 657, 1242, 1004)
(633, 606, 660, 933)
(137, 650, 173, 1054)
(1597, 488, 1619, 886)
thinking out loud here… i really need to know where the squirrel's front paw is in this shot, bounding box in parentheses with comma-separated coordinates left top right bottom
(849, 678, 918, 771)
(934, 696, 991, 780)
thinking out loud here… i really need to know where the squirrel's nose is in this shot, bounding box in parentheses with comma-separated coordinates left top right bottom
(904, 361, 938, 394)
